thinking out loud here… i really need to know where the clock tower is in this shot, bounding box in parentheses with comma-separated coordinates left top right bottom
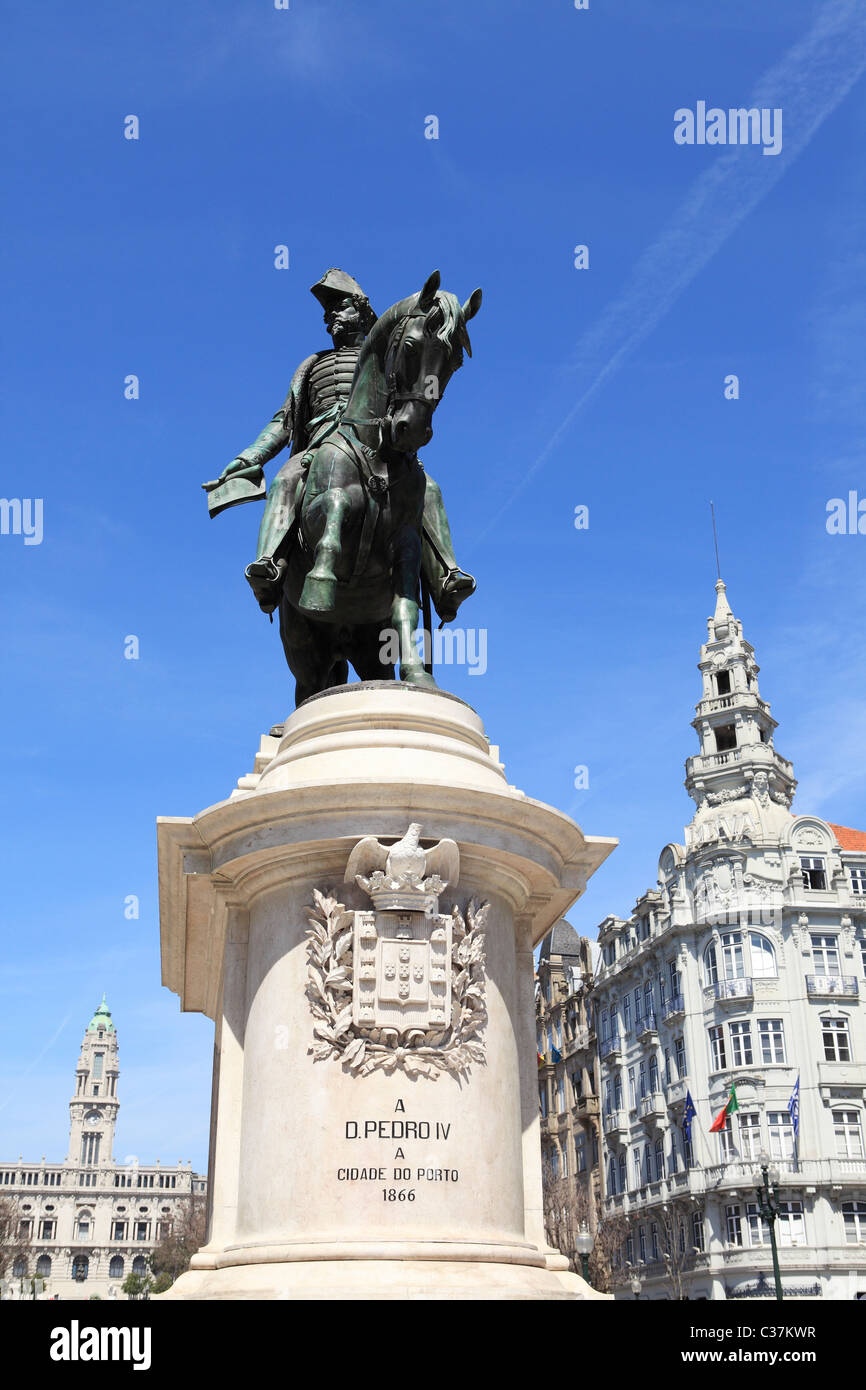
(66, 995, 120, 1168)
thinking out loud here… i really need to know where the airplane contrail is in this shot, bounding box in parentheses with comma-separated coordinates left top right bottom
(476, 0, 866, 543)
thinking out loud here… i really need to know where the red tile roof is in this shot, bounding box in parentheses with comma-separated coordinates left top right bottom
(828, 823, 866, 852)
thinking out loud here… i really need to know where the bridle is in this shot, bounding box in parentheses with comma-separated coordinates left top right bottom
(343, 304, 456, 434)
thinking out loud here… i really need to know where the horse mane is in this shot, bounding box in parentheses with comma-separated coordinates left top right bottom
(365, 289, 472, 364)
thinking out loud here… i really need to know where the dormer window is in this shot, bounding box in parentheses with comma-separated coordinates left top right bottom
(801, 857, 827, 891)
(715, 724, 737, 752)
(716, 670, 731, 695)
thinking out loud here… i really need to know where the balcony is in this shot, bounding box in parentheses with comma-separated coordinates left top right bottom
(603, 1109, 628, 1140)
(662, 995, 685, 1024)
(637, 1012, 658, 1043)
(805, 975, 859, 998)
(600, 1033, 622, 1063)
(664, 1078, 688, 1108)
(572, 1094, 600, 1122)
(707, 977, 753, 1004)
(639, 1093, 666, 1126)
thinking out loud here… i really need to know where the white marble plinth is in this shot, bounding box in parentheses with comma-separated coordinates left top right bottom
(157, 683, 615, 1300)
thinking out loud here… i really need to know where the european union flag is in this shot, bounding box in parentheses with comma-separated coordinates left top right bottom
(551, 1046, 563, 1063)
(682, 1090, 697, 1143)
(787, 1075, 800, 1137)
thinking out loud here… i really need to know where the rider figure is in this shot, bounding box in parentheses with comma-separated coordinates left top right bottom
(203, 269, 475, 622)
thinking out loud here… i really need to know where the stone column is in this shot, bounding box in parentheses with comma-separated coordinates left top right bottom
(158, 685, 615, 1300)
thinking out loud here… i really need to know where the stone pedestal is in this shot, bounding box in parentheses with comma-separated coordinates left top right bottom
(157, 684, 615, 1299)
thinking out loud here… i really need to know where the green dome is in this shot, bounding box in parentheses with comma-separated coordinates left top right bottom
(86, 993, 115, 1033)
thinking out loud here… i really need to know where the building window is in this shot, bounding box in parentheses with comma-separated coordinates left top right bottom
(843, 1202, 866, 1243)
(674, 1036, 687, 1078)
(729, 1021, 753, 1067)
(622, 995, 631, 1035)
(718, 1122, 736, 1162)
(539, 1085, 548, 1119)
(93, 1053, 104, 1080)
(811, 934, 841, 976)
(758, 1019, 786, 1064)
(39, 1219, 55, 1239)
(648, 1055, 660, 1093)
(664, 1047, 672, 1086)
(800, 856, 827, 891)
(692, 1211, 704, 1252)
(650, 1223, 660, 1261)
(600, 1009, 610, 1044)
(644, 982, 653, 1017)
(633, 1150, 642, 1189)
(715, 724, 737, 752)
(13, 1256, 28, 1278)
(36, 1255, 51, 1278)
(749, 933, 777, 978)
(626, 1233, 635, 1264)
(617, 1152, 627, 1193)
(109, 1256, 124, 1279)
(725, 1205, 744, 1247)
(112, 1220, 127, 1240)
(638, 1060, 647, 1099)
(634, 987, 642, 1023)
(850, 867, 866, 896)
(767, 1111, 794, 1161)
(638, 1227, 647, 1262)
(575, 1135, 586, 1173)
(18, 1219, 33, 1239)
(628, 1067, 637, 1108)
(833, 1110, 864, 1159)
(709, 1025, 727, 1072)
(776, 1201, 805, 1247)
(613, 1074, 623, 1110)
(659, 972, 667, 1009)
(745, 1203, 769, 1247)
(738, 1112, 761, 1160)
(822, 1017, 851, 1062)
(654, 1138, 664, 1180)
(132, 1256, 147, 1276)
(608, 1157, 617, 1194)
(716, 670, 731, 695)
(557, 1075, 565, 1112)
(135, 1221, 149, 1242)
(669, 961, 680, 998)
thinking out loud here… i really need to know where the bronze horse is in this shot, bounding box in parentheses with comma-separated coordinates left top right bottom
(274, 271, 482, 705)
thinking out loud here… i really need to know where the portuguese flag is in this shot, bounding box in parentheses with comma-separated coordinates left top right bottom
(709, 1082, 740, 1132)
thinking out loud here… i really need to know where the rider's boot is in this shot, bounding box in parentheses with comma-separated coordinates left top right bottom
(245, 556, 287, 614)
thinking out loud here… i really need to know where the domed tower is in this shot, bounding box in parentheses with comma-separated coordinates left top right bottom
(66, 995, 120, 1168)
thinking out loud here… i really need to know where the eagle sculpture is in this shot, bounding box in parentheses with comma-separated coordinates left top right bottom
(344, 823, 460, 892)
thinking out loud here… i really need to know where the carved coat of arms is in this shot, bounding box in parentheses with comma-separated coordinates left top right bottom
(305, 824, 487, 1079)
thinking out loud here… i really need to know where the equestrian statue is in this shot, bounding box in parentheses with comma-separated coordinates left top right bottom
(203, 268, 481, 706)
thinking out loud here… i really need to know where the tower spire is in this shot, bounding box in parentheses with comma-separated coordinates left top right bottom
(684, 581, 796, 813)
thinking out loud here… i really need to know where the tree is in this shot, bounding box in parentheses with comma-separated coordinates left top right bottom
(121, 1272, 153, 1300)
(0, 1196, 32, 1285)
(148, 1196, 206, 1288)
(540, 1148, 629, 1294)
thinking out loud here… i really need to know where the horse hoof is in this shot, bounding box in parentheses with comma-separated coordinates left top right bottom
(299, 574, 337, 613)
(399, 667, 438, 691)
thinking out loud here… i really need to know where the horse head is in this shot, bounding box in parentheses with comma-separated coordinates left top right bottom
(355, 271, 482, 455)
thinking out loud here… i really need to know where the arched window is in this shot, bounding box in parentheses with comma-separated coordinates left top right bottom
(607, 1156, 617, 1195)
(109, 1255, 124, 1279)
(749, 932, 777, 978)
(36, 1255, 51, 1278)
(132, 1256, 147, 1276)
(617, 1151, 627, 1193)
(72, 1255, 89, 1282)
(12, 1256, 27, 1279)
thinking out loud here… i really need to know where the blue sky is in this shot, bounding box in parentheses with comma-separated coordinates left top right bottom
(2, 0, 865, 1172)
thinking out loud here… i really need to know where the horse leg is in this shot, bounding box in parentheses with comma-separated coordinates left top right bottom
(390, 528, 437, 690)
(349, 620, 397, 683)
(279, 593, 338, 707)
(299, 488, 351, 615)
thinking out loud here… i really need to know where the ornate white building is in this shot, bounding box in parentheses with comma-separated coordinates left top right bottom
(594, 580, 866, 1300)
(1, 998, 206, 1300)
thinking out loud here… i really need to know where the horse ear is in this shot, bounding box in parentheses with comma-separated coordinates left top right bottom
(463, 287, 483, 321)
(418, 270, 441, 311)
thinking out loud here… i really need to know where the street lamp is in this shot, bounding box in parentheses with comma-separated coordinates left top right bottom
(574, 1223, 595, 1284)
(629, 1271, 641, 1300)
(755, 1148, 783, 1302)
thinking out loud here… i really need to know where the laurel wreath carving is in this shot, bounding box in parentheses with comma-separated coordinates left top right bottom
(305, 889, 488, 1079)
